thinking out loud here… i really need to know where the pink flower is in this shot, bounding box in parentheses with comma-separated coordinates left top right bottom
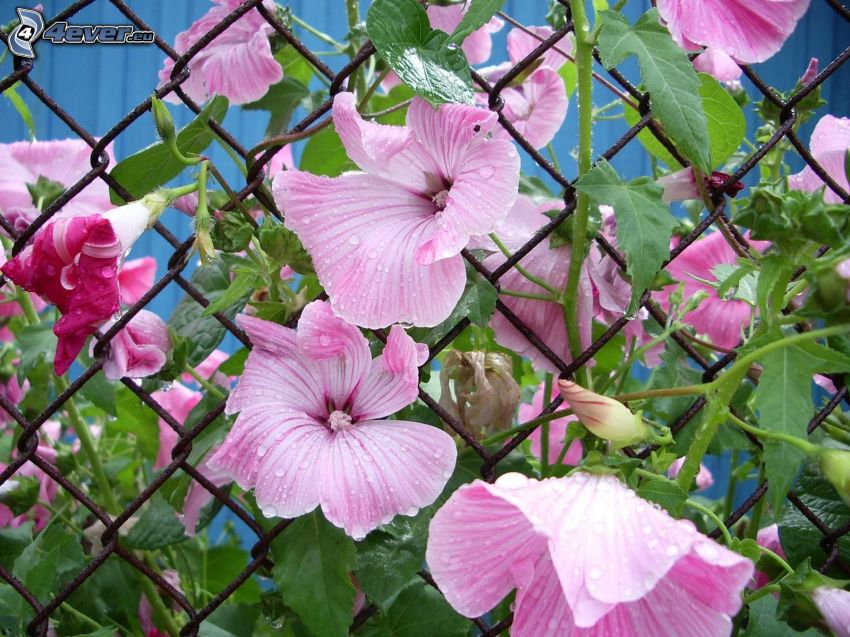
(0, 422, 60, 530)
(657, 0, 810, 65)
(118, 257, 157, 305)
(788, 114, 850, 204)
(667, 457, 714, 491)
(427, 472, 754, 635)
(658, 231, 767, 350)
(657, 167, 744, 203)
(98, 310, 170, 381)
(2, 198, 164, 374)
(800, 57, 819, 84)
(559, 380, 648, 446)
(478, 26, 570, 150)
(0, 139, 113, 222)
(274, 93, 520, 328)
(152, 383, 202, 471)
(139, 569, 182, 635)
(159, 0, 282, 105)
(427, 4, 503, 65)
(208, 301, 457, 539)
(478, 195, 592, 373)
(693, 48, 742, 85)
(754, 524, 786, 589)
(0, 368, 28, 425)
(180, 450, 230, 537)
(812, 586, 850, 637)
(519, 383, 582, 466)
(181, 349, 232, 389)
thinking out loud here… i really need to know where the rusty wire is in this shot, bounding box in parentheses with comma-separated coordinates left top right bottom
(0, 0, 848, 634)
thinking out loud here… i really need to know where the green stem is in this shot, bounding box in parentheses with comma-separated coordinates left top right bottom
(161, 181, 200, 202)
(184, 366, 226, 400)
(599, 322, 682, 393)
(56, 377, 120, 514)
(759, 546, 795, 576)
(480, 408, 572, 446)
(564, 0, 594, 365)
(686, 499, 732, 545)
(723, 449, 739, 520)
(139, 568, 181, 637)
(545, 143, 561, 173)
(744, 584, 781, 604)
(782, 278, 808, 307)
(489, 233, 560, 295)
(747, 465, 766, 540)
(291, 13, 346, 48)
(500, 289, 557, 302)
(541, 373, 553, 477)
(613, 384, 710, 403)
(17, 289, 39, 325)
(60, 602, 104, 630)
(728, 413, 818, 455)
(344, 0, 367, 98)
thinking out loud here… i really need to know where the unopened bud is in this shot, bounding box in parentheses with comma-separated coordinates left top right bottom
(558, 380, 648, 447)
(819, 448, 850, 507)
(439, 351, 521, 436)
(150, 94, 176, 144)
(800, 57, 819, 85)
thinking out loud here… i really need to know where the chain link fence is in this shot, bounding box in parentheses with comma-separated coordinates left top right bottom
(0, 0, 848, 634)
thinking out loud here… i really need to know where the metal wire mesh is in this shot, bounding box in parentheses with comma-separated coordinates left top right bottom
(0, 0, 848, 634)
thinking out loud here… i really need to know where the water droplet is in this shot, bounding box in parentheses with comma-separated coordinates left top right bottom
(446, 42, 458, 51)
(367, 249, 378, 259)
(478, 166, 495, 179)
(589, 567, 602, 580)
(348, 234, 361, 246)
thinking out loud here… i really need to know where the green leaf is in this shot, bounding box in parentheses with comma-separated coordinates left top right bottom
(211, 211, 254, 253)
(448, 0, 505, 45)
(218, 348, 249, 377)
(0, 476, 39, 516)
(272, 511, 356, 637)
(258, 221, 314, 274)
(13, 524, 84, 605)
(203, 270, 260, 317)
(109, 96, 228, 204)
(598, 10, 710, 171)
(575, 159, 676, 308)
(358, 582, 467, 637)
(78, 370, 117, 416)
(418, 275, 498, 346)
(636, 477, 687, 515)
(277, 45, 314, 86)
(109, 386, 160, 461)
(123, 493, 188, 550)
(744, 596, 820, 637)
(356, 516, 426, 611)
(299, 124, 357, 177)
(26, 175, 65, 210)
(200, 604, 259, 637)
(243, 77, 311, 137)
(559, 60, 578, 98)
(779, 464, 850, 571)
(3, 83, 36, 139)
(169, 260, 252, 366)
(64, 557, 141, 632)
(0, 524, 32, 570)
(698, 73, 746, 168)
(18, 323, 56, 380)
(367, 0, 474, 105)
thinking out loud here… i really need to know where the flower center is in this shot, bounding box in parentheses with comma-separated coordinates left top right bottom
(328, 409, 354, 432)
(432, 189, 450, 211)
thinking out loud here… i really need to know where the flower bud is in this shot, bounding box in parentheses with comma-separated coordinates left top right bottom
(98, 310, 171, 381)
(667, 456, 713, 491)
(811, 586, 850, 637)
(558, 380, 648, 446)
(150, 94, 176, 144)
(439, 351, 521, 435)
(819, 448, 850, 507)
(800, 57, 819, 85)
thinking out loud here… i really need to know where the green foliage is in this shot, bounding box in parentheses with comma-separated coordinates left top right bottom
(0, 475, 39, 516)
(299, 125, 357, 177)
(243, 77, 311, 137)
(636, 477, 687, 515)
(211, 212, 254, 253)
(258, 221, 314, 275)
(575, 160, 676, 309)
(447, 0, 505, 46)
(25, 175, 65, 210)
(367, 0, 474, 105)
(412, 273, 498, 346)
(358, 582, 467, 637)
(598, 10, 710, 171)
(123, 493, 190, 550)
(17, 322, 56, 380)
(109, 96, 228, 203)
(272, 511, 357, 637)
(169, 260, 253, 366)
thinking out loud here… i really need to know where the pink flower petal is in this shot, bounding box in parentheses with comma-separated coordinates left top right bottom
(812, 587, 850, 637)
(276, 171, 466, 328)
(693, 48, 743, 84)
(118, 257, 157, 305)
(520, 383, 582, 466)
(657, 0, 810, 64)
(352, 325, 426, 421)
(507, 25, 572, 70)
(158, 0, 282, 104)
(511, 553, 576, 636)
(180, 453, 230, 537)
(667, 457, 714, 492)
(152, 383, 202, 470)
(100, 310, 170, 381)
(319, 420, 456, 539)
(500, 67, 568, 150)
(426, 4, 502, 65)
(469, 194, 561, 252)
(788, 114, 850, 204)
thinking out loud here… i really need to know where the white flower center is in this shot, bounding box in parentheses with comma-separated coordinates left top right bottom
(432, 189, 450, 211)
(328, 409, 354, 432)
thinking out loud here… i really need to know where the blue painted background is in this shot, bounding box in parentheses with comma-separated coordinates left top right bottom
(1, 1, 848, 507)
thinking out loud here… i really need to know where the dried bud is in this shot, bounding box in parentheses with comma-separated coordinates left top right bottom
(819, 448, 850, 507)
(558, 380, 648, 446)
(439, 351, 521, 436)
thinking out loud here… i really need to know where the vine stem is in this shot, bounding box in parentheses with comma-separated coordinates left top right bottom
(480, 408, 572, 446)
(564, 0, 594, 367)
(489, 233, 560, 295)
(613, 384, 711, 402)
(685, 499, 732, 545)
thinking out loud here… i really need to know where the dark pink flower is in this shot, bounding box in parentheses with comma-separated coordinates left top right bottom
(208, 301, 457, 539)
(657, 0, 810, 65)
(2, 199, 163, 374)
(0, 421, 60, 530)
(0, 139, 113, 222)
(0, 366, 28, 425)
(753, 524, 786, 589)
(519, 383, 582, 466)
(788, 114, 850, 204)
(159, 0, 282, 105)
(275, 93, 520, 328)
(99, 310, 170, 381)
(118, 257, 157, 305)
(427, 472, 754, 635)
